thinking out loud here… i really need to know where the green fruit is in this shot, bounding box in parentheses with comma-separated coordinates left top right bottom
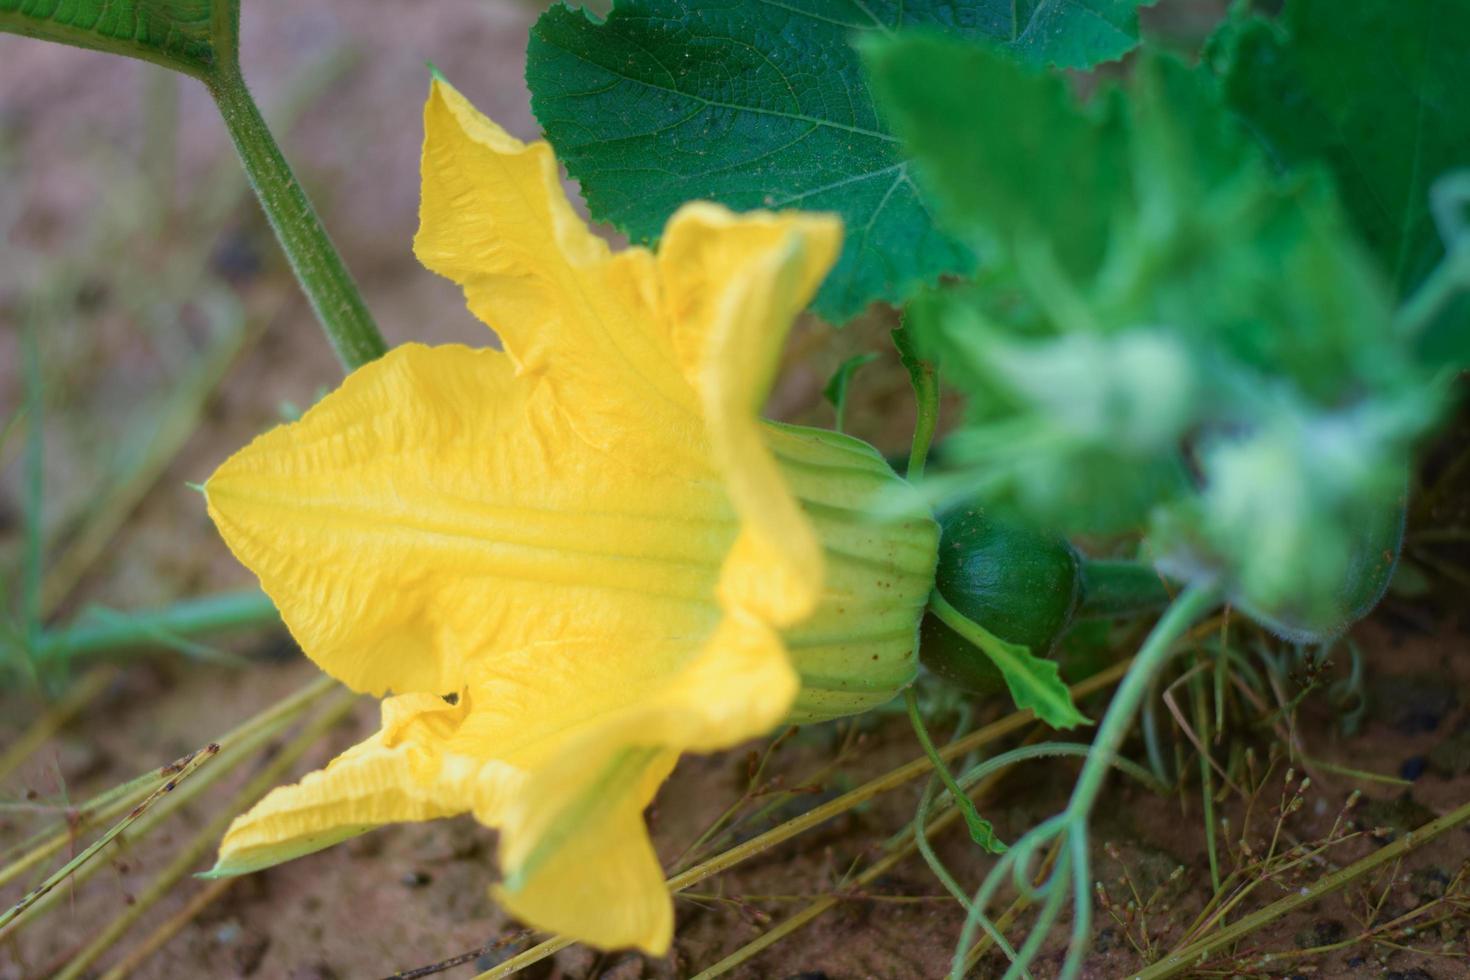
(1241, 497, 1406, 644)
(920, 508, 1082, 695)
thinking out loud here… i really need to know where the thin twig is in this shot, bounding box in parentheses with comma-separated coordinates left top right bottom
(0, 674, 339, 940)
(1136, 798, 1470, 979)
(0, 673, 336, 891)
(56, 688, 360, 979)
(382, 930, 533, 980)
(0, 743, 220, 932)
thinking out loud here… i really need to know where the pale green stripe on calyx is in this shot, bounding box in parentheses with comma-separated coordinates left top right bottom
(764, 421, 939, 724)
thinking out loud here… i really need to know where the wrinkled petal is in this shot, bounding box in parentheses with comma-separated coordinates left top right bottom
(205, 694, 501, 877)
(492, 747, 679, 953)
(206, 344, 733, 697)
(457, 614, 797, 952)
(415, 76, 698, 461)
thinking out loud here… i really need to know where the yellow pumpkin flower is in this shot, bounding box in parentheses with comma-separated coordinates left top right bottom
(202, 78, 938, 953)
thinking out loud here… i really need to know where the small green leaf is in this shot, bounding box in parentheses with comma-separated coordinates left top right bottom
(0, 0, 237, 78)
(929, 593, 1089, 729)
(1004, 0, 1159, 71)
(964, 809, 1007, 854)
(903, 687, 1008, 853)
(1214, 0, 1470, 362)
(822, 352, 878, 433)
(526, 0, 1152, 322)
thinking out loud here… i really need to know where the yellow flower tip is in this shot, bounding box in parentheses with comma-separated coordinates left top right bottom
(424, 73, 527, 161)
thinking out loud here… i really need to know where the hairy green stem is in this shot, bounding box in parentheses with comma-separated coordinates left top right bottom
(893, 322, 938, 479)
(1062, 582, 1220, 824)
(904, 689, 1004, 853)
(1076, 560, 1173, 620)
(1051, 582, 1220, 980)
(950, 582, 1220, 980)
(206, 66, 385, 371)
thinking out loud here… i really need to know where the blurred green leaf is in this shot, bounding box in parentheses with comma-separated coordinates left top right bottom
(1214, 1, 1470, 308)
(863, 34, 1128, 286)
(0, 0, 236, 78)
(526, 0, 1153, 322)
(867, 35, 1441, 636)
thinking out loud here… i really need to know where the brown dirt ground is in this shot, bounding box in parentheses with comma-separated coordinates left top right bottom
(3, 3, 1470, 979)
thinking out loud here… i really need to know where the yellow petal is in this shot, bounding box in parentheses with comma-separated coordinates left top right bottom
(452, 614, 797, 952)
(415, 77, 698, 462)
(659, 203, 844, 626)
(205, 694, 501, 877)
(206, 343, 734, 696)
(492, 747, 678, 953)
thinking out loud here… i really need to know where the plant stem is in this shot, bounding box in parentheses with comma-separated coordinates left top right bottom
(1189, 663, 1220, 894)
(929, 591, 1088, 730)
(0, 744, 220, 933)
(1396, 241, 1470, 341)
(1136, 796, 1470, 980)
(1063, 583, 1220, 825)
(0, 675, 338, 939)
(904, 688, 1004, 852)
(206, 65, 385, 371)
(892, 322, 938, 479)
(1076, 560, 1174, 620)
(34, 589, 279, 662)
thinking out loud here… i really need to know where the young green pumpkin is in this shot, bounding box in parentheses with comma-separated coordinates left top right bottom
(920, 508, 1171, 695)
(923, 500, 1406, 696)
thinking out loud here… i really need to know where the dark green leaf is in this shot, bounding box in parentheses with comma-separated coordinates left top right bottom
(0, 0, 236, 78)
(526, 0, 1152, 322)
(1214, 0, 1470, 362)
(1004, 0, 1157, 71)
